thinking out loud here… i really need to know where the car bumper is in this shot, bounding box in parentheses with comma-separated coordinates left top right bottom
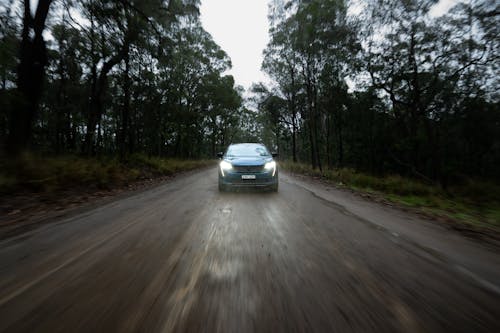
(219, 170, 278, 187)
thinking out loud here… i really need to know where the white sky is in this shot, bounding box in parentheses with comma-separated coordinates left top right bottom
(200, 0, 270, 91)
(200, 0, 457, 92)
(430, 0, 458, 17)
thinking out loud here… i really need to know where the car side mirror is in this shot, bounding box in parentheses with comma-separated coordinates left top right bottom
(271, 152, 278, 158)
(217, 152, 224, 159)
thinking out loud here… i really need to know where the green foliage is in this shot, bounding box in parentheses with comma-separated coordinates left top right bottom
(281, 161, 436, 196)
(260, 0, 500, 186)
(0, 0, 243, 158)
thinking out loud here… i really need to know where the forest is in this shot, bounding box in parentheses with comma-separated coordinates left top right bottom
(256, 0, 499, 187)
(0, 0, 250, 160)
(0, 0, 499, 189)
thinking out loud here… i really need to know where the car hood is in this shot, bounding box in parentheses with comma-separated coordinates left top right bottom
(225, 157, 272, 166)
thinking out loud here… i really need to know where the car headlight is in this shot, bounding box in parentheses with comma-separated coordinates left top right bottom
(220, 160, 232, 176)
(264, 161, 276, 176)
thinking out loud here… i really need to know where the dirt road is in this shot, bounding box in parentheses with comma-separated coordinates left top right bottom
(0, 168, 499, 332)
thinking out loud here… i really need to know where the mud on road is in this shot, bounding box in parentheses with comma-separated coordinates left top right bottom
(0, 168, 499, 332)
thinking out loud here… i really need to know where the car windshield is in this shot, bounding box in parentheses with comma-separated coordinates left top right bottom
(226, 144, 270, 157)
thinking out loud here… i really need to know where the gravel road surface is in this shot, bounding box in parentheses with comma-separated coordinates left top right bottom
(0, 168, 499, 332)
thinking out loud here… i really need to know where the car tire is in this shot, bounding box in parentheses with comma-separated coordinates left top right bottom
(271, 183, 278, 192)
(218, 182, 225, 192)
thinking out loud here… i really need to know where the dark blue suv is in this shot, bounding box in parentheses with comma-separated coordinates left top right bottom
(218, 143, 278, 192)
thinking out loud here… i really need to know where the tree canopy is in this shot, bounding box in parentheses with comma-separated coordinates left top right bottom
(0, 0, 244, 158)
(257, 0, 499, 184)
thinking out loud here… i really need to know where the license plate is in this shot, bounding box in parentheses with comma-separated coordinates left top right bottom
(241, 174, 256, 180)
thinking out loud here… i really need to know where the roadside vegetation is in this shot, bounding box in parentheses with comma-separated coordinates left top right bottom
(281, 161, 500, 233)
(0, 154, 214, 195)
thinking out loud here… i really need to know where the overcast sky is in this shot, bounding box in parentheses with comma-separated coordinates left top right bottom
(200, 0, 270, 91)
(200, 0, 457, 92)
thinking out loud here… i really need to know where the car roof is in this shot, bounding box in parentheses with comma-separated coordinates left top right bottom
(229, 143, 265, 147)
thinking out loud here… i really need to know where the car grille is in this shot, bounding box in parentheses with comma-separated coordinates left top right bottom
(233, 165, 264, 173)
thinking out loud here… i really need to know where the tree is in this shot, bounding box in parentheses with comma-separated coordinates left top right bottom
(262, 0, 359, 169)
(7, 0, 54, 154)
(362, 0, 498, 182)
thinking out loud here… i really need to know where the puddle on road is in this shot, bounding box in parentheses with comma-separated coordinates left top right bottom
(220, 207, 232, 214)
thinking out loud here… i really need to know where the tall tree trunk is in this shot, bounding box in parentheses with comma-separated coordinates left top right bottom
(65, 106, 74, 151)
(291, 114, 297, 163)
(55, 40, 66, 154)
(289, 61, 298, 163)
(304, 63, 317, 169)
(120, 44, 131, 159)
(7, 0, 53, 155)
(326, 110, 331, 168)
(336, 108, 343, 168)
(307, 103, 316, 169)
(312, 85, 322, 172)
(211, 116, 217, 157)
(84, 42, 129, 155)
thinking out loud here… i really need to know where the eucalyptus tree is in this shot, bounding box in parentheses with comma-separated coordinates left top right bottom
(250, 83, 288, 154)
(263, 0, 359, 169)
(0, 1, 17, 91)
(260, 0, 499, 182)
(361, 0, 499, 181)
(0, 1, 18, 144)
(200, 73, 243, 156)
(6, 0, 54, 154)
(78, 0, 201, 154)
(0, 0, 245, 159)
(263, 18, 301, 162)
(45, 23, 86, 153)
(435, 0, 500, 179)
(156, 22, 236, 157)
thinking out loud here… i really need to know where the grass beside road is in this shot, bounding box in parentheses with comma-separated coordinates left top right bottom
(0, 153, 215, 195)
(280, 161, 500, 234)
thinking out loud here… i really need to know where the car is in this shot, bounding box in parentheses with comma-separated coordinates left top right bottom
(217, 143, 279, 192)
